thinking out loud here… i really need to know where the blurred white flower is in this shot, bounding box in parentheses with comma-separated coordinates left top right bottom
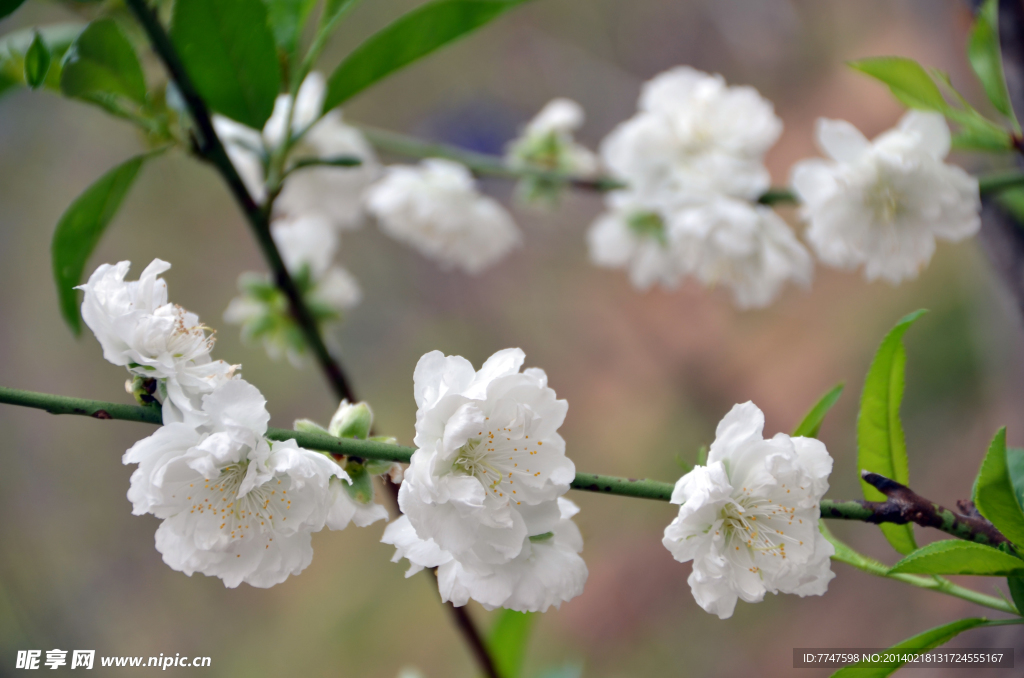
(671, 197, 812, 308)
(662, 402, 834, 619)
(213, 72, 380, 230)
(383, 498, 587, 612)
(398, 348, 574, 563)
(506, 98, 598, 204)
(587, 191, 682, 290)
(123, 379, 346, 588)
(271, 216, 339, 279)
(601, 66, 781, 201)
(791, 111, 980, 284)
(78, 259, 237, 427)
(365, 159, 521, 274)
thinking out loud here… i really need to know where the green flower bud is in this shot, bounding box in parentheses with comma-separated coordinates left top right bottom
(329, 400, 373, 439)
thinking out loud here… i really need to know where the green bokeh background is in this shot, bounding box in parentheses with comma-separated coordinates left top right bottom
(1, 1, 1023, 676)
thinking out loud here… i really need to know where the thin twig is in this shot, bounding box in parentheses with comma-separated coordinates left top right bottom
(123, 0, 355, 403)
(821, 471, 1012, 550)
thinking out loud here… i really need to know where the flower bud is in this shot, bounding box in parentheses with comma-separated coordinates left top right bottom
(329, 400, 373, 439)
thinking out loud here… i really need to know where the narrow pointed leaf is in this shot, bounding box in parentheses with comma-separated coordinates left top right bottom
(968, 0, 1013, 118)
(487, 609, 535, 678)
(323, 0, 532, 111)
(857, 310, 926, 554)
(52, 153, 153, 334)
(60, 19, 147, 105)
(792, 383, 844, 439)
(23, 31, 50, 89)
(0, 23, 84, 97)
(0, 0, 27, 21)
(1005, 446, 1024, 510)
(849, 57, 947, 111)
(263, 0, 318, 53)
(973, 428, 1024, 546)
(830, 618, 1000, 677)
(170, 0, 281, 129)
(889, 540, 1024, 576)
(1007, 576, 1024, 615)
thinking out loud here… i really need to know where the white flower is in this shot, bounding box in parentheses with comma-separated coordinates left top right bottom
(271, 216, 339, 279)
(123, 379, 346, 588)
(791, 111, 980, 284)
(78, 259, 236, 427)
(398, 348, 574, 563)
(662, 402, 835, 619)
(365, 159, 521, 274)
(383, 498, 587, 612)
(671, 197, 812, 308)
(587, 191, 683, 290)
(213, 72, 380, 230)
(601, 66, 781, 201)
(326, 476, 389, 529)
(506, 98, 598, 177)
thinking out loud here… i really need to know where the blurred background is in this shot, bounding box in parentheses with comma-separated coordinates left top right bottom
(2, 0, 1023, 676)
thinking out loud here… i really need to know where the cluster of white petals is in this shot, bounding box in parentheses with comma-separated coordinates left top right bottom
(589, 66, 811, 307)
(213, 72, 380, 231)
(82, 260, 375, 588)
(791, 111, 980, 283)
(662, 402, 834, 619)
(78, 259, 237, 426)
(506, 98, 599, 203)
(382, 348, 587, 612)
(365, 159, 521, 274)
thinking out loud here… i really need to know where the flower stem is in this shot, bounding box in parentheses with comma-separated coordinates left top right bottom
(123, 0, 357, 404)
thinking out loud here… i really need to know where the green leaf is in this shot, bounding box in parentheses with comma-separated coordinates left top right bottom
(293, 418, 329, 435)
(849, 57, 947, 111)
(263, 0, 317, 54)
(952, 127, 1012, 152)
(1005, 446, 1024, 511)
(323, 0, 532, 111)
(342, 461, 374, 503)
(857, 310, 926, 555)
(830, 618, 999, 677)
(973, 428, 1024, 546)
(23, 31, 50, 90)
(0, 23, 84, 96)
(792, 383, 844, 439)
(487, 609, 535, 678)
(60, 19, 147, 106)
(968, 0, 1013, 118)
(52, 153, 153, 334)
(170, 0, 281, 129)
(996, 187, 1024, 223)
(1007, 576, 1024, 615)
(0, 0, 27, 21)
(889, 540, 1024, 576)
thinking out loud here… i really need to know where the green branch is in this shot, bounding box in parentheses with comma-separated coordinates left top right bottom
(0, 385, 1011, 547)
(123, 0, 357, 404)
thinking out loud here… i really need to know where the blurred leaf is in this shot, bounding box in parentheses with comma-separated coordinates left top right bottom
(829, 618, 998, 677)
(60, 19, 147, 106)
(294, 418, 329, 435)
(696, 445, 707, 466)
(973, 428, 1024, 546)
(322, 0, 360, 26)
(1007, 576, 1024, 615)
(952, 126, 1012, 152)
(1007, 447, 1024, 510)
(170, 0, 280, 129)
(323, 0, 532, 111)
(264, 0, 317, 53)
(792, 383, 844, 439)
(849, 57, 947, 111)
(342, 462, 374, 503)
(23, 31, 50, 89)
(0, 23, 83, 96)
(487, 609, 535, 678)
(52, 152, 156, 334)
(996, 187, 1024, 224)
(968, 0, 1013, 118)
(889, 540, 1024, 576)
(0, 0, 26, 21)
(857, 310, 926, 555)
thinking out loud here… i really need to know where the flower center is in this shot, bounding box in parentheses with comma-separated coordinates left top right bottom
(627, 211, 668, 246)
(864, 181, 905, 225)
(719, 494, 799, 559)
(449, 423, 545, 505)
(187, 461, 291, 542)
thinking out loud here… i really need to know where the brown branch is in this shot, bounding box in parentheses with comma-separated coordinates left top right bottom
(819, 471, 1012, 550)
